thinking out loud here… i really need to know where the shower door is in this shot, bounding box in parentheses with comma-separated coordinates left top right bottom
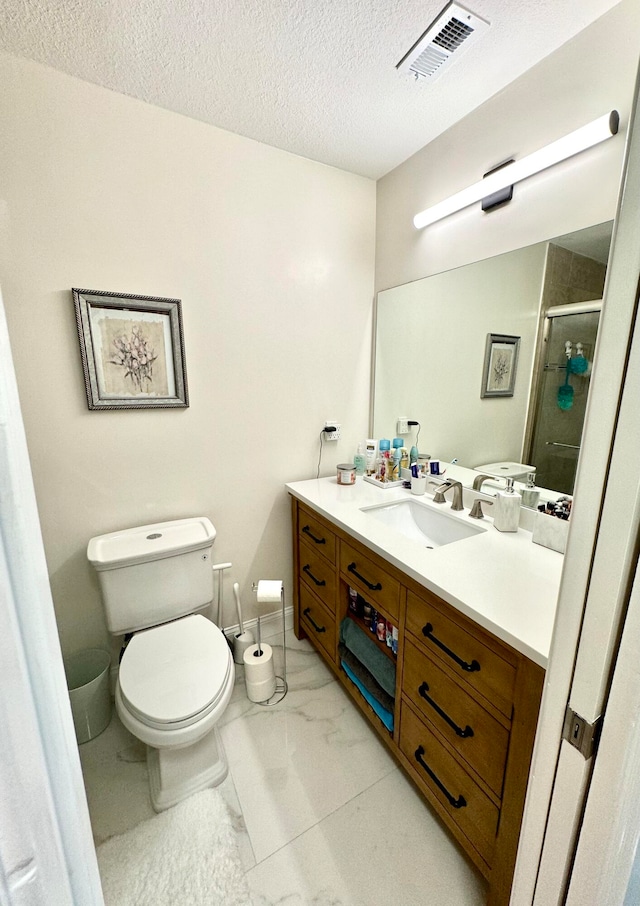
(527, 305, 601, 495)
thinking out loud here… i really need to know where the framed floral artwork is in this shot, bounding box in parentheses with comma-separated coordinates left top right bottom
(481, 333, 520, 398)
(73, 289, 189, 410)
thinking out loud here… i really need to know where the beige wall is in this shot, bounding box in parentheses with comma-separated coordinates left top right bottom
(375, 0, 640, 293)
(0, 53, 376, 655)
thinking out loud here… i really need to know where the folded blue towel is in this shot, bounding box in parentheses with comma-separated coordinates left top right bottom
(341, 659, 394, 732)
(339, 617, 396, 698)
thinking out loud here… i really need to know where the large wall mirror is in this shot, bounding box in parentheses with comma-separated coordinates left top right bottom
(372, 221, 613, 498)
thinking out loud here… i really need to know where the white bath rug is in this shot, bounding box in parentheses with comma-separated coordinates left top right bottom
(96, 789, 252, 906)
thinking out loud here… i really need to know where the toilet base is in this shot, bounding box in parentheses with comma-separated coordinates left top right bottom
(147, 725, 229, 812)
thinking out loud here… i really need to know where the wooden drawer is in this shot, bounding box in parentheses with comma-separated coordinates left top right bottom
(299, 584, 336, 662)
(340, 541, 400, 621)
(403, 638, 509, 798)
(299, 538, 337, 615)
(399, 701, 498, 867)
(298, 507, 337, 565)
(406, 590, 516, 719)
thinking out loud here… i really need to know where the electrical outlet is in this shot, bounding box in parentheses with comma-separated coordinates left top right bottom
(396, 417, 410, 435)
(324, 421, 341, 441)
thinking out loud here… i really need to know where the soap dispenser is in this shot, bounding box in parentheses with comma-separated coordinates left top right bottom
(522, 473, 540, 509)
(493, 478, 522, 532)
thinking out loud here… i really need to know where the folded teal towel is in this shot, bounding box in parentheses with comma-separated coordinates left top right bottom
(341, 659, 394, 732)
(339, 617, 396, 698)
(338, 643, 394, 713)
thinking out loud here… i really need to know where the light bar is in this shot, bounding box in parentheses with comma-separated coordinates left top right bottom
(413, 111, 620, 230)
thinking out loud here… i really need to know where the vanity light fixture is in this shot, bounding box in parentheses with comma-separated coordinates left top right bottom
(413, 111, 620, 230)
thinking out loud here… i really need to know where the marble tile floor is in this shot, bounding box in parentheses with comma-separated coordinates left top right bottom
(79, 630, 487, 905)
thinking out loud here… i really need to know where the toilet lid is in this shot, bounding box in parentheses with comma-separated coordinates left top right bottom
(119, 614, 231, 727)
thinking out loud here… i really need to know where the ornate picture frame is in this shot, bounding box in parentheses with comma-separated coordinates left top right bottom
(73, 288, 189, 410)
(481, 333, 520, 398)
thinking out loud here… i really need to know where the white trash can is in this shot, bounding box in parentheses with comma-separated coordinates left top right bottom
(64, 648, 111, 744)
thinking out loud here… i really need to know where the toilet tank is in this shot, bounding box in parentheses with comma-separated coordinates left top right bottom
(87, 517, 216, 634)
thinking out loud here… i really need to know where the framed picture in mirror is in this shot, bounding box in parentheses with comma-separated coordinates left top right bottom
(481, 333, 520, 398)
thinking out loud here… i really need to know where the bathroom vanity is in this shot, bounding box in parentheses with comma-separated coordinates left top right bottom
(286, 477, 563, 906)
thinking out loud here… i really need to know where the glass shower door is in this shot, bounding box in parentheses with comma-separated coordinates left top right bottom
(528, 307, 600, 495)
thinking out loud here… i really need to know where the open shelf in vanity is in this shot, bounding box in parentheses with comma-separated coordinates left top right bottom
(290, 492, 546, 906)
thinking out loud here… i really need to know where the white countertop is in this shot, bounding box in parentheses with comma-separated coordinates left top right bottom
(286, 477, 564, 668)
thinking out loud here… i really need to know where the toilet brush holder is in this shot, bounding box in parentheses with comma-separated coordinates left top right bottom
(233, 630, 255, 665)
(243, 643, 277, 702)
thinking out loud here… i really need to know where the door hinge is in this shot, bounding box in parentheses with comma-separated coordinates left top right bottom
(562, 706, 602, 759)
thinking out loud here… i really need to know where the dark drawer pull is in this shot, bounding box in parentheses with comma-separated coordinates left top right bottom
(302, 564, 326, 587)
(347, 562, 382, 591)
(422, 623, 480, 673)
(303, 607, 326, 633)
(302, 525, 326, 545)
(414, 746, 467, 810)
(418, 682, 474, 739)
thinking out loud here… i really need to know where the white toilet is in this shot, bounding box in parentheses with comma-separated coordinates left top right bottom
(87, 516, 235, 812)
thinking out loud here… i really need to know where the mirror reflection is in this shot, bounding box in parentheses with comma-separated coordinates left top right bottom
(373, 222, 612, 497)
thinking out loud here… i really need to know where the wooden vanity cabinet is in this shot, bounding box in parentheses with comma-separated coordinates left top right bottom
(295, 505, 338, 665)
(290, 497, 544, 906)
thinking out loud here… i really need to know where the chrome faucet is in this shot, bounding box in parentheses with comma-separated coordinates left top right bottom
(430, 479, 464, 511)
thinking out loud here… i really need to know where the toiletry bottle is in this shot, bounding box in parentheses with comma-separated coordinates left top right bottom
(400, 447, 409, 474)
(354, 443, 366, 476)
(522, 473, 540, 509)
(390, 447, 401, 481)
(493, 477, 522, 532)
(392, 437, 403, 450)
(365, 439, 377, 475)
(378, 439, 391, 478)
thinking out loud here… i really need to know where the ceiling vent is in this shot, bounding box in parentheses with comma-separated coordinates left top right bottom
(397, 2, 490, 82)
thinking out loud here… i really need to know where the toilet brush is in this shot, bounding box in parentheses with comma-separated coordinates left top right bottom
(232, 582, 255, 664)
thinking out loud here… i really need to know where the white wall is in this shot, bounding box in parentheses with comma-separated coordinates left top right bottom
(375, 0, 640, 293)
(373, 243, 547, 466)
(0, 53, 375, 656)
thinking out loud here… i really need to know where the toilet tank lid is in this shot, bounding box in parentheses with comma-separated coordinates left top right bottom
(87, 517, 216, 570)
(473, 461, 535, 479)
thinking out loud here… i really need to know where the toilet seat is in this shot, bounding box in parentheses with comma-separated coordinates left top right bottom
(119, 614, 232, 731)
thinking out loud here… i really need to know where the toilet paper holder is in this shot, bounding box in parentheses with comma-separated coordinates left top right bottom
(250, 580, 288, 706)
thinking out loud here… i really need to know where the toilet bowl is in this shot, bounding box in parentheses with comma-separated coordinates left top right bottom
(87, 517, 236, 812)
(115, 614, 235, 811)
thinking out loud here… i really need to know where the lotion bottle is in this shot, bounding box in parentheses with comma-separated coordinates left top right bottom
(493, 477, 522, 532)
(354, 443, 366, 476)
(365, 439, 377, 475)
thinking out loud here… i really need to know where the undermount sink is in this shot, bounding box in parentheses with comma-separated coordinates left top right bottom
(360, 498, 487, 549)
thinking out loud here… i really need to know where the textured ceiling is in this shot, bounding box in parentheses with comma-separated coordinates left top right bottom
(0, 0, 623, 178)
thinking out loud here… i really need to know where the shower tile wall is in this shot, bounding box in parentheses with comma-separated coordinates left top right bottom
(543, 244, 606, 308)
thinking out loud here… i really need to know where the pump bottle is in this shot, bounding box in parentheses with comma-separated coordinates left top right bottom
(354, 443, 366, 476)
(493, 478, 522, 532)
